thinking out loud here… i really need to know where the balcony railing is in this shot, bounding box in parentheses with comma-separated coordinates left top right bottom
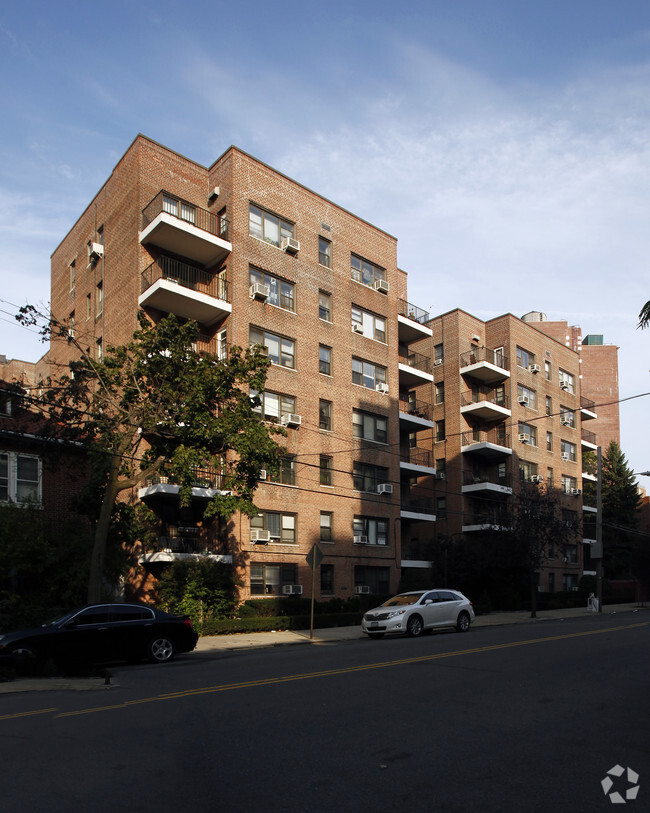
(460, 390, 510, 410)
(462, 470, 512, 489)
(580, 395, 596, 412)
(399, 397, 433, 421)
(581, 428, 597, 445)
(461, 429, 510, 449)
(398, 299, 430, 324)
(401, 447, 435, 468)
(463, 512, 508, 529)
(402, 540, 435, 560)
(142, 190, 229, 241)
(141, 255, 230, 302)
(460, 347, 509, 371)
(144, 525, 228, 556)
(145, 467, 225, 490)
(398, 347, 431, 374)
(400, 496, 436, 515)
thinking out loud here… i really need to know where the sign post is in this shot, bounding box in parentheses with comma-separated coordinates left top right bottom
(305, 544, 324, 639)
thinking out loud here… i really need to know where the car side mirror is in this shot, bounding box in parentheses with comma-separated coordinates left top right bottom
(423, 599, 433, 605)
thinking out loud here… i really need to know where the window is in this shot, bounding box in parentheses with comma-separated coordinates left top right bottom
(435, 420, 446, 442)
(96, 337, 103, 360)
(545, 360, 551, 381)
(351, 306, 386, 342)
(320, 512, 333, 542)
(250, 563, 297, 595)
(86, 293, 91, 320)
(217, 207, 228, 238)
(0, 452, 41, 503)
(250, 513, 296, 545)
(546, 396, 552, 416)
(249, 204, 293, 247)
(319, 345, 332, 375)
(249, 267, 295, 311)
(352, 357, 387, 390)
(546, 431, 553, 451)
(436, 458, 446, 475)
(319, 400, 332, 431)
(434, 382, 445, 405)
(320, 564, 334, 594)
(319, 290, 332, 321)
(350, 254, 385, 288)
(319, 237, 331, 268)
(320, 455, 333, 486)
(250, 390, 296, 423)
(96, 281, 103, 316)
(0, 392, 12, 417)
(69, 260, 76, 292)
(353, 516, 389, 546)
(270, 456, 296, 486)
(563, 573, 578, 591)
(434, 344, 444, 365)
(353, 463, 389, 493)
(250, 327, 295, 369)
(519, 460, 539, 480)
(558, 369, 575, 394)
(163, 194, 195, 224)
(517, 384, 536, 409)
(516, 346, 535, 369)
(68, 311, 75, 339)
(561, 474, 578, 494)
(353, 410, 388, 444)
(354, 565, 390, 594)
(547, 467, 554, 487)
(560, 408, 575, 428)
(561, 440, 577, 462)
(436, 497, 447, 519)
(519, 422, 537, 446)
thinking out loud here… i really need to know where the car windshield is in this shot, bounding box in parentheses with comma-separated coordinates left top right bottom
(382, 593, 424, 607)
(46, 608, 85, 626)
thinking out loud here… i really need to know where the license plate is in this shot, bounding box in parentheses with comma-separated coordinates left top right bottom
(370, 622, 378, 628)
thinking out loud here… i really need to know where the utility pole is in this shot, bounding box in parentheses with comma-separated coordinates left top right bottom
(595, 446, 603, 613)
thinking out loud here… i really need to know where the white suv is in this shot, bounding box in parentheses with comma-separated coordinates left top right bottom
(362, 589, 475, 638)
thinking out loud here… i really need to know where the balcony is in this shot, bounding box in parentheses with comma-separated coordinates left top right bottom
(461, 470, 513, 495)
(460, 347, 510, 384)
(397, 299, 432, 343)
(461, 429, 512, 457)
(460, 390, 511, 421)
(401, 538, 435, 567)
(580, 395, 597, 421)
(581, 428, 598, 451)
(139, 255, 231, 326)
(400, 446, 436, 475)
(398, 347, 434, 386)
(140, 191, 232, 267)
(462, 512, 509, 533)
(138, 468, 228, 501)
(400, 496, 436, 522)
(138, 525, 232, 564)
(399, 396, 435, 430)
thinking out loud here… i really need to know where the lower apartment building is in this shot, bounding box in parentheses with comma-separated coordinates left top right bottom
(41, 134, 609, 603)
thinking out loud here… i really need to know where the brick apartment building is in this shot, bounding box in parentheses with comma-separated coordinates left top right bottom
(48, 134, 441, 601)
(42, 134, 614, 601)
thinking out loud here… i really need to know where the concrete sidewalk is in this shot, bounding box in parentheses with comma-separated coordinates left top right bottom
(1, 602, 646, 694)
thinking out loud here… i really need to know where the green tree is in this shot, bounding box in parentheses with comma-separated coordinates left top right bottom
(17, 307, 284, 603)
(601, 441, 642, 578)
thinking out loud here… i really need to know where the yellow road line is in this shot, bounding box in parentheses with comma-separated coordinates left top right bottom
(0, 707, 57, 721)
(52, 621, 647, 719)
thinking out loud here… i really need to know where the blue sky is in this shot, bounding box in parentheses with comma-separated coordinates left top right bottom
(1, 0, 649, 483)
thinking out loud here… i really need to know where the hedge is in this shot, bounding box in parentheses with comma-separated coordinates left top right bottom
(200, 611, 363, 636)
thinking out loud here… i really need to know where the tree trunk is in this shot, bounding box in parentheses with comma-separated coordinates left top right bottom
(87, 454, 121, 604)
(529, 572, 538, 619)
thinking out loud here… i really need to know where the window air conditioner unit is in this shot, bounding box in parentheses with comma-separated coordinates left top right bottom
(355, 585, 371, 594)
(88, 242, 104, 261)
(436, 472, 446, 480)
(282, 584, 303, 595)
(434, 359, 443, 366)
(281, 414, 302, 427)
(377, 483, 393, 495)
(250, 529, 271, 543)
(530, 475, 544, 483)
(352, 323, 364, 334)
(560, 381, 569, 390)
(375, 383, 389, 394)
(258, 469, 267, 480)
(518, 396, 529, 406)
(518, 433, 530, 443)
(561, 453, 569, 461)
(281, 237, 300, 254)
(472, 334, 481, 343)
(354, 535, 368, 544)
(250, 283, 270, 301)
(374, 279, 389, 293)
(529, 364, 541, 374)
(561, 418, 572, 426)
(571, 488, 581, 495)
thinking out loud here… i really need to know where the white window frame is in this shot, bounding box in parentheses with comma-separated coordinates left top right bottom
(0, 451, 42, 504)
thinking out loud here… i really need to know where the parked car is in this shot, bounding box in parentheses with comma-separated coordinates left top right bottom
(0, 603, 199, 668)
(362, 589, 475, 638)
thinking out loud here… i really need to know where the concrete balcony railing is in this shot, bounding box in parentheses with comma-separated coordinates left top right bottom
(460, 347, 510, 384)
(140, 190, 232, 267)
(139, 254, 231, 326)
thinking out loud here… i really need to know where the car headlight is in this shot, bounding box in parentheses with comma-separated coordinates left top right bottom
(387, 610, 407, 619)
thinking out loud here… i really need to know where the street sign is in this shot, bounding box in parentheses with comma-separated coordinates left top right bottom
(306, 544, 324, 569)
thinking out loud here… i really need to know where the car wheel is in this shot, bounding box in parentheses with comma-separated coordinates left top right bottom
(10, 645, 39, 675)
(367, 633, 384, 639)
(456, 612, 471, 632)
(147, 636, 175, 663)
(406, 615, 424, 637)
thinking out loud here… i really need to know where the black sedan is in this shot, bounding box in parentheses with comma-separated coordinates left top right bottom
(0, 603, 199, 668)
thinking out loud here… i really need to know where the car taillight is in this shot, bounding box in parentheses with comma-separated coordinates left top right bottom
(183, 618, 193, 629)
